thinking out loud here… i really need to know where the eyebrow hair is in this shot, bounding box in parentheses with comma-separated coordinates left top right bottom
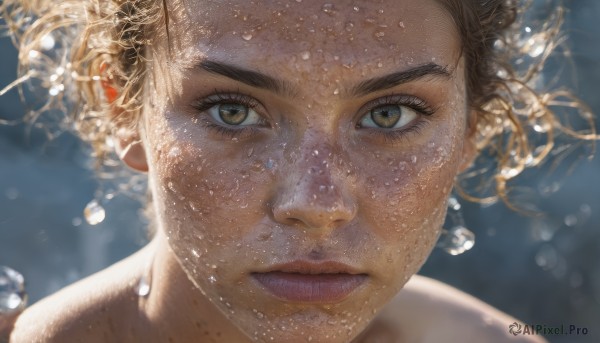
(197, 60, 295, 97)
(351, 63, 451, 96)
(196, 60, 451, 97)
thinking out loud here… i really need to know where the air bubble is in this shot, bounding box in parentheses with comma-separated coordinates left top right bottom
(438, 226, 475, 255)
(84, 199, 106, 225)
(0, 266, 27, 314)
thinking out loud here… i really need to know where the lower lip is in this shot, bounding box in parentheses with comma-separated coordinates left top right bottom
(251, 272, 368, 303)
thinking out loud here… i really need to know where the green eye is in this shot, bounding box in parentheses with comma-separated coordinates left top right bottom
(217, 104, 248, 125)
(360, 105, 418, 129)
(208, 103, 262, 126)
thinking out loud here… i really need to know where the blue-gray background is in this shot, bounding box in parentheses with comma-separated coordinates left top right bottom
(1, 1, 599, 342)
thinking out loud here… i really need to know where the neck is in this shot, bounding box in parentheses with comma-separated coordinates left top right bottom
(140, 232, 252, 342)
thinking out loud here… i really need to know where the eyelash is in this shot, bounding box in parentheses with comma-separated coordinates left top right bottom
(190, 92, 436, 142)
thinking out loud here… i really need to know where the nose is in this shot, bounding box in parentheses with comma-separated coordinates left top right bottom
(271, 146, 357, 231)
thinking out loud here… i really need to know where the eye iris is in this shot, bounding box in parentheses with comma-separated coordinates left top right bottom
(371, 105, 402, 128)
(218, 104, 248, 125)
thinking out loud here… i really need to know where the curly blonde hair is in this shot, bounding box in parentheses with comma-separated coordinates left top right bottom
(1, 0, 598, 213)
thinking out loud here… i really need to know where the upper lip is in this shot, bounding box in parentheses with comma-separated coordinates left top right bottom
(254, 260, 365, 275)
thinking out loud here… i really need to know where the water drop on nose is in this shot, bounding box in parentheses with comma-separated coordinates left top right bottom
(0, 266, 27, 313)
(84, 199, 105, 225)
(438, 226, 475, 255)
(242, 33, 253, 41)
(301, 51, 311, 60)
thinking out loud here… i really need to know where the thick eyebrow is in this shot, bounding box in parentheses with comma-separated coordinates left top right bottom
(197, 60, 295, 97)
(195, 60, 451, 98)
(351, 63, 451, 96)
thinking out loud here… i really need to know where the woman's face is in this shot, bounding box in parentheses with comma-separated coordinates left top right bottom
(140, 0, 468, 341)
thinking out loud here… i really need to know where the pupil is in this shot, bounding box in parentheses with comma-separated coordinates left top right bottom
(371, 105, 401, 128)
(219, 104, 248, 125)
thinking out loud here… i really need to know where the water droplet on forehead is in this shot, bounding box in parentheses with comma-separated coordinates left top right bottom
(84, 199, 106, 225)
(0, 266, 27, 314)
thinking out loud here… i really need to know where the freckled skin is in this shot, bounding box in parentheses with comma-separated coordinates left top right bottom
(143, 0, 467, 342)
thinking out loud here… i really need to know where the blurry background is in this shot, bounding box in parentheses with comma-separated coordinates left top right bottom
(1, 1, 599, 342)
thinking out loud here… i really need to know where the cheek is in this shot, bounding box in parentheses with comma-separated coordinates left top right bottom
(357, 118, 464, 287)
(146, 115, 278, 274)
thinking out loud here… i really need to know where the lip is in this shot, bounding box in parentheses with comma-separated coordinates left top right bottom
(251, 261, 368, 303)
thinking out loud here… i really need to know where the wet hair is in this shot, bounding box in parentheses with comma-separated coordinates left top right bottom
(1, 0, 597, 213)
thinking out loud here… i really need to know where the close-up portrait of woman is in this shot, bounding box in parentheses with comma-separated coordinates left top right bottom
(0, 0, 599, 342)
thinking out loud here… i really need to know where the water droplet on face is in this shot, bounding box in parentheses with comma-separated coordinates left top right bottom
(344, 21, 354, 32)
(321, 3, 335, 15)
(209, 275, 217, 283)
(438, 226, 475, 255)
(300, 51, 311, 60)
(398, 21, 405, 28)
(242, 33, 253, 41)
(312, 150, 319, 157)
(84, 200, 106, 225)
(0, 266, 27, 314)
(374, 30, 385, 39)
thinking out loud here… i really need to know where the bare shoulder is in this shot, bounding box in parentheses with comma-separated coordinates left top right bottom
(375, 275, 547, 343)
(9, 244, 153, 343)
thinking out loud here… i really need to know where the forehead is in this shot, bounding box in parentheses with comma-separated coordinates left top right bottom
(167, 0, 460, 82)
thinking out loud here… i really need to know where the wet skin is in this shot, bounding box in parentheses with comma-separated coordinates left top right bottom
(132, 0, 473, 341)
